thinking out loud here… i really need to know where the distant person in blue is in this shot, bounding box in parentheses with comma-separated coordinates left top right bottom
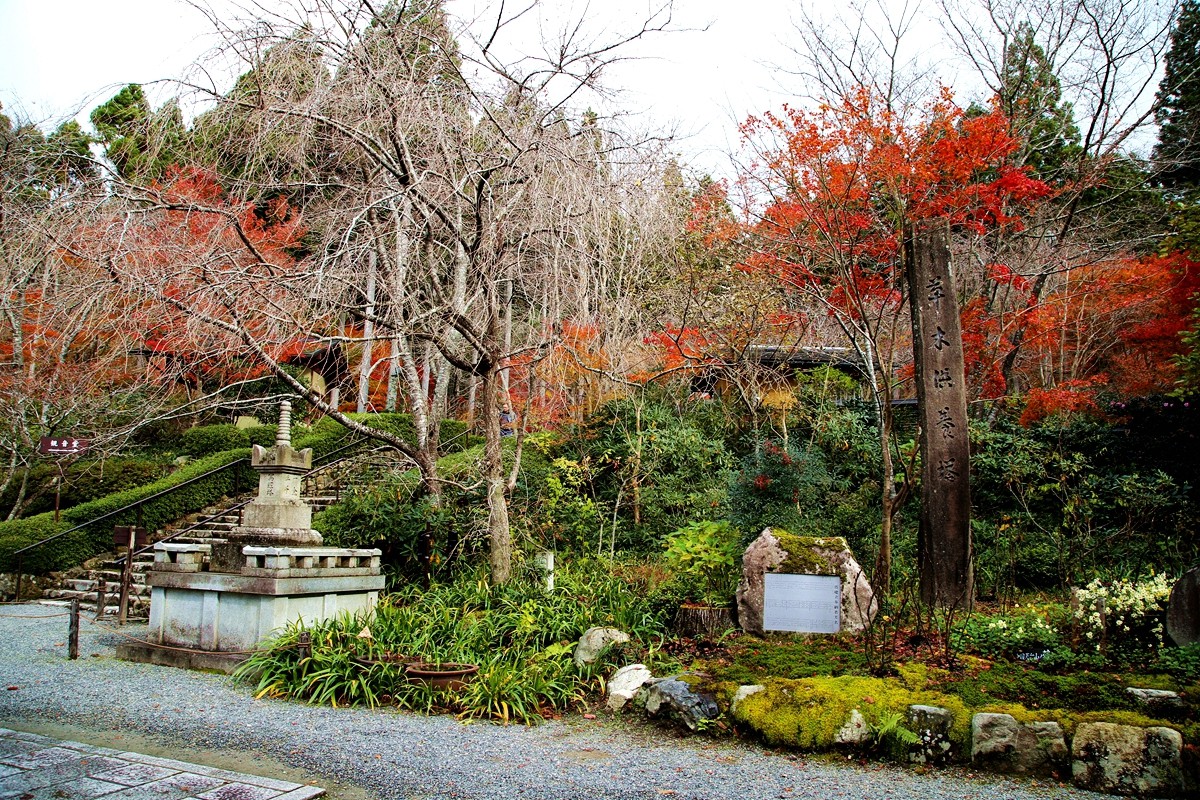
(499, 401, 516, 437)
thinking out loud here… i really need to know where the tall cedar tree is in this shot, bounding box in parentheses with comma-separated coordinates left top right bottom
(1156, 1, 1200, 190)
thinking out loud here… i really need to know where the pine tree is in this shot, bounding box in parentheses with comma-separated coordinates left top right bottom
(999, 22, 1081, 184)
(1155, 1, 1200, 190)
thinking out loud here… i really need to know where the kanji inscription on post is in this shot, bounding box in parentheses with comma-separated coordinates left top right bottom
(905, 222, 973, 608)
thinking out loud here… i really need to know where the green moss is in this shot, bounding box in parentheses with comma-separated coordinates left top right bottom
(942, 661, 1137, 712)
(697, 636, 869, 685)
(772, 530, 848, 575)
(731, 675, 973, 751)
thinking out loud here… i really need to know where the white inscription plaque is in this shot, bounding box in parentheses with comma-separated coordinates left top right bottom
(763, 573, 841, 633)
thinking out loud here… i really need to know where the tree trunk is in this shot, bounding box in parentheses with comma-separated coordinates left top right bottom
(481, 369, 512, 584)
(356, 249, 377, 412)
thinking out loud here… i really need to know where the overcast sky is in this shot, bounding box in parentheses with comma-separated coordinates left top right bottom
(0, 0, 817, 174)
(0, 0, 1166, 175)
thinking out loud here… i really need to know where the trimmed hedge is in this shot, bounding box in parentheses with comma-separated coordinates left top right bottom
(179, 425, 251, 457)
(0, 457, 173, 519)
(246, 425, 279, 448)
(0, 412, 467, 575)
(0, 449, 255, 575)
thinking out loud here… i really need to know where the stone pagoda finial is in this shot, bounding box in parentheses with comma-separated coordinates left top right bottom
(277, 400, 292, 447)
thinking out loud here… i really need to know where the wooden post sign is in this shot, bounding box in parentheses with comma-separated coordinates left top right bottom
(906, 222, 973, 608)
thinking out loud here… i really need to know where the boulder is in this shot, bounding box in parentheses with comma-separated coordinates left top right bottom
(1166, 567, 1200, 646)
(834, 708, 871, 747)
(643, 677, 720, 732)
(573, 627, 629, 666)
(606, 664, 653, 711)
(730, 684, 764, 716)
(736, 529, 877, 636)
(1072, 722, 1184, 797)
(907, 705, 955, 764)
(970, 713, 1067, 777)
(1126, 687, 1185, 714)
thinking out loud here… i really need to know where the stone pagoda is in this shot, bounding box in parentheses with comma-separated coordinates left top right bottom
(119, 401, 383, 672)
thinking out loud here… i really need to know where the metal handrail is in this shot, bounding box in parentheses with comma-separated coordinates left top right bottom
(111, 436, 375, 567)
(10, 458, 249, 558)
(112, 497, 255, 567)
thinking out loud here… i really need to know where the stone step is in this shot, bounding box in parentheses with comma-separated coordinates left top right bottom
(44, 585, 151, 601)
(38, 598, 142, 616)
(96, 571, 149, 587)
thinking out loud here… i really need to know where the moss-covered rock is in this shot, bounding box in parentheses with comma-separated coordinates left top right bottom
(736, 528, 878, 635)
(729, 674, 973, 754)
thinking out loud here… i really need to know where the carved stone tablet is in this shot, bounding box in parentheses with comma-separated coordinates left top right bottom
(763, 573, 841, 633)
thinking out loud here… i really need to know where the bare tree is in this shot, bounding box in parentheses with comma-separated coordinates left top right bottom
(91, 0, 677, 582)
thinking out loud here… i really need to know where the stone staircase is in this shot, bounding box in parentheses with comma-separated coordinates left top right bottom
(34, 447, 396, 618)
(36, 496, 254, 618)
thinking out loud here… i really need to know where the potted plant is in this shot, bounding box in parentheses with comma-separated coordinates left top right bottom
(404, 661, 480, 690)
(663, 520, 740, 637)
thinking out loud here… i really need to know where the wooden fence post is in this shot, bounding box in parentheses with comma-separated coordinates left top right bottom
(68, 598, 80, 660)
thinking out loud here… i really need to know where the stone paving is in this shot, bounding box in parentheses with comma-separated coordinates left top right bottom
(0, 728, 324, 800)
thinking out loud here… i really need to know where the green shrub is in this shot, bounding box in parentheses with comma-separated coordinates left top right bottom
(236, 559, 666, 722)
(179, 425, 251, 457)
(1158, 643, 1200, 683)
(727, 440, 834, 543)
(245, 425, 279, 448)
(570, 394, 734, 549)
(951, 608, 1063, 661)
(970, 416, 1197, 590)
(662, 520, 740, 604)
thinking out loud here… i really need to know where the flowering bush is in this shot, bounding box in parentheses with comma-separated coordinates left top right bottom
(1074, 573, 1171, 663)
(952, 608, 1063, 660)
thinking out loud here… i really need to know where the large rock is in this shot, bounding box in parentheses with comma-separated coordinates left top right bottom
(643, 677, 720, 732)
(1072, 722, 1184, 797)
(907, 705, 955, 764)
(573, 627, 629, 666)
(606, 664, 653, 711)
(971, 713, 1067, 777)
(1126, 687, 1185, 715)
(834, 709, 871, 747)
(1167, 567, 1200, 646)
(736, 529, 877, 636)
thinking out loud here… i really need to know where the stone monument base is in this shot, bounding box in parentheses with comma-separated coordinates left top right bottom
(118, 543, 383, 672)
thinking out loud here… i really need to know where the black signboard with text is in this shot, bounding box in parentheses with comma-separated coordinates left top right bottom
(39, 437, 89, 455)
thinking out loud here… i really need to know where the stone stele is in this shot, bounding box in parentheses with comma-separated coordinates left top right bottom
(736, 528, 878, 636)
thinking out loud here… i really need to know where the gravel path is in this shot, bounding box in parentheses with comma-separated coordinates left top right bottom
(0, 604, 1107, 800)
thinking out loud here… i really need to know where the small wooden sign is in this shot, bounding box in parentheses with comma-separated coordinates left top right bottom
(112, 526, 149, 548)
(39, 436, 89, 455)
(763, 573, 842, 633)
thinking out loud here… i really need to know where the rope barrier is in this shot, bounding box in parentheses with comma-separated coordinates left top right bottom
(0, 611, 71, 619)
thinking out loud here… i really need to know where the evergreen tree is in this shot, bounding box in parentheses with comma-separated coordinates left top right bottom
(90, 84, 182, 181)
(1155, 1, 1200, 190)
(998, 22, 1081, 184)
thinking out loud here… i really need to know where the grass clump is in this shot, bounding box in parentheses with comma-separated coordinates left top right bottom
(236, 559, 667, 724)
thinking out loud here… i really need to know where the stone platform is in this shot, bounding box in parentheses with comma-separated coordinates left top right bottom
(0, 728, 325, 800)
(117, 543, 383, 672)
